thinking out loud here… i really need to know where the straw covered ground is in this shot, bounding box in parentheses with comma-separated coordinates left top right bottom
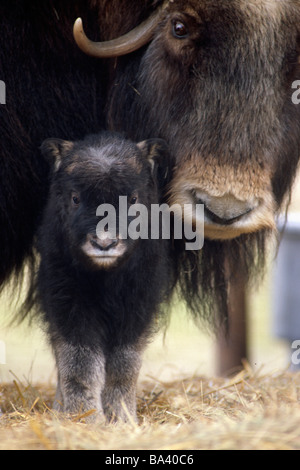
(1, 365, 300, 450)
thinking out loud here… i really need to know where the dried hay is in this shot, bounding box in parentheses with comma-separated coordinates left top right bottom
(1, 365, 300, 450)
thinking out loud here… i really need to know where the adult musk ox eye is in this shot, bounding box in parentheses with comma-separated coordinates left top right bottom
(71, 192, 80, 206)
(172, 20, 188, 39)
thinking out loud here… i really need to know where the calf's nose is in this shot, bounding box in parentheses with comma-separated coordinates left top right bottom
(90, 234, 119, 251)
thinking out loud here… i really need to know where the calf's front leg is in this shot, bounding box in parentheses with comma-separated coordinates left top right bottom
(53, 340, 106, 421)
(101, 345, 142, 423)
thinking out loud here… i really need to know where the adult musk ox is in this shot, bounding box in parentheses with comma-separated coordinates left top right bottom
(1, 0, 300, 325)
(35, 132, 173, 421)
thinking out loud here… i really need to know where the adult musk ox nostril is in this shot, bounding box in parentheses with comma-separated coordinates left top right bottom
(1, 0, 300, 329)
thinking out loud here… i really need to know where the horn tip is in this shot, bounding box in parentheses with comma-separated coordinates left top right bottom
(73, 17, 83, 34)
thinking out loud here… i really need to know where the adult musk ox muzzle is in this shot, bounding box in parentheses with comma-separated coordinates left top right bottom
(74, 0, 300, 241)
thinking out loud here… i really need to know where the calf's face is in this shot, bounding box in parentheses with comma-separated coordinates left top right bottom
(41, 135, 167, 270)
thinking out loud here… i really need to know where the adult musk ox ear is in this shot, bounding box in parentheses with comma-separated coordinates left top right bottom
(40, 138, 74, 171)
(137, 138, 171, 186)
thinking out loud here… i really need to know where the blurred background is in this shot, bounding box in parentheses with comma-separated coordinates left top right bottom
(1, 171, 300, 385)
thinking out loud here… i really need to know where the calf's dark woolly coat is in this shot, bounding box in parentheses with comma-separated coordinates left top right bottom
(36, 132, 173, 421)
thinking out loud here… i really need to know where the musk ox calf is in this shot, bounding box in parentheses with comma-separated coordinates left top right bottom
(36, 131, 173, 422)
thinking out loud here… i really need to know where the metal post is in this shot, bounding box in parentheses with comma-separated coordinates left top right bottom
(215, 268, 248, 376)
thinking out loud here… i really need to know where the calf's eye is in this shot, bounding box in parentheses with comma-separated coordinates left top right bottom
(71, 192, 80, 206)
(130, 196, 137, 205)
(172, 20, 188, 38)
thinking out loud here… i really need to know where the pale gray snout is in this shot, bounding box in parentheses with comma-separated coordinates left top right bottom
(195, 192, 258, 226)
(89, 233, 119, 251)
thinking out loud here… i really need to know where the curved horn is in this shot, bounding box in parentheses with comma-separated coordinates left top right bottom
(73, 1, 169, 58)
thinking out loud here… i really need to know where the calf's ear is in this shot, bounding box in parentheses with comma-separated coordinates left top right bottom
(137, 138, 170, 182)
(40, 138, 74, 171)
